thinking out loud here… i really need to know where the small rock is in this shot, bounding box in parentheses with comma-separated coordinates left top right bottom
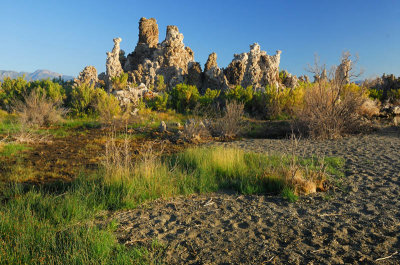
(392, 106, 400, 115)
(159, 121, 167, 133)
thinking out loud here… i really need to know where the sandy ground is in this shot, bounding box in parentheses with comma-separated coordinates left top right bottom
(113, 127, 400, 264)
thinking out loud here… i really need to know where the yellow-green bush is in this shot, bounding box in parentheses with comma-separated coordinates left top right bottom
(94, 89, 121, 122)
(0, 77, 28, 109)
(224, 85, 254, 104)
(199, 88, 220, 108)
(0, 77, 65, 111)
(70, 83, 96, 116)
(168, 83, 200, 113)
(250, 84, 305, 119)
(111, 73, 128, 90)
(155, 75, 166, 92)
(264, 85, 305, 119)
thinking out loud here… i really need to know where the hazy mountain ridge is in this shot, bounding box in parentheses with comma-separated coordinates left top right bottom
(0, 69, 74, 82)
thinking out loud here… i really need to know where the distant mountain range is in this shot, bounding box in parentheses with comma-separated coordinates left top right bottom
(0, 70, 74, 82)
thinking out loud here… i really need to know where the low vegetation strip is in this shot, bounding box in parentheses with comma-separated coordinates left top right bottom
(0, 146, 343, 264)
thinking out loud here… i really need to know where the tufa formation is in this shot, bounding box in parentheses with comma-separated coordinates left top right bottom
(105, 17, 294, 93)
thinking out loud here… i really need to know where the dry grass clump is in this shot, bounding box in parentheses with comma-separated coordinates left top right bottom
(182, 119, 210, 141)
(13, 90, 67, 127)
(295, 81, 368, 139)
(211, 101, 245, 139)
(102, 132, 133, 181)
(294, 52, 372, 139)
(358, 98, 380, 118)
(13, 127, 51, 144)
(277, 134, 328, 195)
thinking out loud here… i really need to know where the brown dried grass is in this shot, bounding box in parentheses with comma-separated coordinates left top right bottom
(13, 90, 67, 127)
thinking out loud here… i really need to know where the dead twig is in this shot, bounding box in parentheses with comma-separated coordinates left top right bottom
(375, 251, 398, 262)
(263, 256, 275, 263)
(319, 213, 343, 217)
(203, 199, 214, 207)
(311, 249, 327, 253)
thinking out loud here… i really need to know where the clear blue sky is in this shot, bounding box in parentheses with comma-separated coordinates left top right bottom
(0, 0, 399, 79)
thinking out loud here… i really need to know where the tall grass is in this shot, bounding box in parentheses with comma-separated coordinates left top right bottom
(100, 145, 343, 204)
(0, 180, 155, 264)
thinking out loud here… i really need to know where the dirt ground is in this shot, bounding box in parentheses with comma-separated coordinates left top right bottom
(0, 127, 189, 183)
(113, 127, 400, 264)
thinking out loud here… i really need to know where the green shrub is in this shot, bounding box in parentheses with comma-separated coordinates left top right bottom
(249, 85, 305, 119)
(0, 77, 66, 111)
(264, 84, 304, 119)
(70, 83, 96, 117)
(0, 77, 28, 109)
(387, 89, 400, 103)
(146, 93, 169, 111)
(93, 89, 121, 122)
(168, 83, 200, 113)
(199, 88, 220, 108)
(224, 85, 254, 105)
(368, 88, 384, 101)
(70, 82, 121, 119)
(111, 73, 128, 90)
(279, 70, 289, 84)
(155, 75, 166, 92)
(28, 79, 65, 103)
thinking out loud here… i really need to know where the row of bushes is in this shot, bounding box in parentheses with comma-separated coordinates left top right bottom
(145, 83, 304, 120)
(0, 77, 121, 124)
(0, 74, 382, 139)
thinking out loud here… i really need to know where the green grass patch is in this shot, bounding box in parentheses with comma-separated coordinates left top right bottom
(0, 182, 157, 264)
(0, 113, 20, 135)
(59, 118, 101, 130)
(0, 146, 344, 264)
(0, 142, 29, 157)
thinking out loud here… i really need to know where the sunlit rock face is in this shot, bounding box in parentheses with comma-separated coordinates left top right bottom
(335, 57, 351, 85)
(225, 43, 282, 90)
(74, 66, 98, 87)
(106, 37, 123, 91)
(138, 17, 159, 48)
